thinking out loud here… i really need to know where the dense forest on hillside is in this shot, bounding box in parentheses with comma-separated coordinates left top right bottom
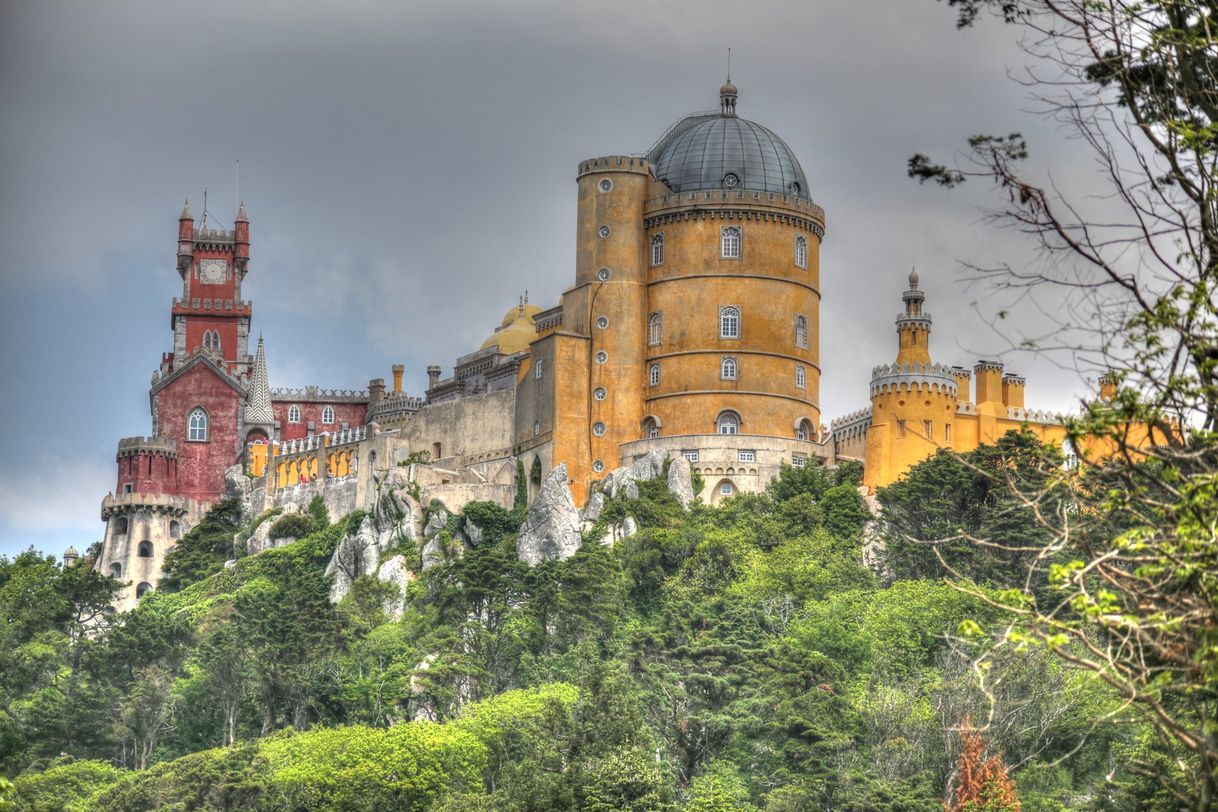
(0, 431, 1196, 810)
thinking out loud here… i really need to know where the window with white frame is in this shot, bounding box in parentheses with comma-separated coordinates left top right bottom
(738, 449, 756, 463)
(322, 405, 335, 424)
(792, 454, 808, 468)
(721, 226, 741, 259)
(535, 359, 543, 379)
(795, 315, 808, 349)
(649, 363, 660, 387)
(795, 365, 807, 389)
(203, 330, 221, 353)
(719, 306, 740, 339)
(718, 412, 740, 435)
(288, 404, 301, 423)
(923, 419, 933, 439)
(720, 482, 735, 495)
(682, 450, 699, 463)
(648, 313, 662, 346)
(650, 233, 664, 266)
(721, 356, 738, 380)
(643, 417, 660, 439)
(187, 407, 208, 442)
(796, 419, 814, 441)
(945, 424, 952, 445)
(794, 235, 808, 269)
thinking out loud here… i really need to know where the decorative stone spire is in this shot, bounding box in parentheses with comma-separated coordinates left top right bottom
(180, 198, 193, 221)
(896, 269, 932, 365)
(245, 336, 274, 424)
(235, 199, 249, 223)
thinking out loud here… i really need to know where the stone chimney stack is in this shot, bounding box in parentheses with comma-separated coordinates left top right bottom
(974, 360, 1004, 404)
(427, 365, 442, 389)
(1099, 373, 1117, 401)
(391, 364, 404, 394)
(368, 378, 386, 402)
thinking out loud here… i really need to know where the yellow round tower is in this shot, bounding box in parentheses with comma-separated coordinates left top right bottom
(863, 271, 960, 490)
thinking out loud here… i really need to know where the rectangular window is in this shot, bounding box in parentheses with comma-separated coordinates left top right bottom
(923, 420, 933, 439)
(944, 424, 952, 444)
(535, 359, 543, 379)
(682, 450, 700, 463)
(792, 454, 807, 468)
(738, 449, 756, 463)
(720, 483, 734, 495)
(721, 227, 741, 259)
(897, 419, 907, 439)
(650, 233, 664, 266)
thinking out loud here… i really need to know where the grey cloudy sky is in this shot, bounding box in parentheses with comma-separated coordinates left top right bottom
(0, 0, 1106, 557)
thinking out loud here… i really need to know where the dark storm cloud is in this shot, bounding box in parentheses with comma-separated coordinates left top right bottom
(0, 0, 1107, 553)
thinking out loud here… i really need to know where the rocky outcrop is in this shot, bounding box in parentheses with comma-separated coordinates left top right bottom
(420, 505, 455, 571)
(245, 503, 302, 556)
(859, 487, 894, 586)
(517, 464, 582, 566)
(326, 480, 420, 602)
(666, 456, 695, 509)
(223, 465, 257, 520)
(598, 516, 638, 546)
(377, 555, 413, 619)
(601, 449, 667, 500)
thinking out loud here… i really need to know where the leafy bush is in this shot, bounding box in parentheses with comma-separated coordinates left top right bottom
(268, 513, 315, 541)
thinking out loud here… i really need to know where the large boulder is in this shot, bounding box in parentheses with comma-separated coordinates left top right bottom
(601, 449, 667, 500)
(666, 456, 695, 509)
(244, 503, 301, 556)
(223, 465, 257, 521)
(326, 516, 383, 602)
(516, 464, 582, 566)
(371, 467, 419, 543)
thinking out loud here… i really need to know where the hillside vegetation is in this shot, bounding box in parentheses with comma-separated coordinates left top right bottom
(0, 435, 1180, 809)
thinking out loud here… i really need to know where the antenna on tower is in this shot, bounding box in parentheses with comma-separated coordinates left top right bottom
(727, 47, 731, 81)
(201, 187, 209, 229)
(235, 160, 240, 213)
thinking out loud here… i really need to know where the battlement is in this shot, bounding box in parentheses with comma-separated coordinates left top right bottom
(644, 187, 826, 231)
(368, 392, 425, 419)
(1008, 406, 1060, 424)
(172, 297, 252, 314)
(896, 313, 933, 326)
(830, 407, 873, 430)
(273, 425, 367, 457)
(578, 155, 651, 176)
(116, 436, 178, 459)
(270, 386, 370, 403)
(192, 227, 236, 245)
(101, 491, 193, 519)
(870, 362, 959, 397)
(1003, 374, 1026, 386)
(533, 305, 563, 333)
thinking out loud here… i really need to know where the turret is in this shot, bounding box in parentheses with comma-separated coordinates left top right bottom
(974, 360, 1004, 404)
(1002, 373, 1026, 409)
(895, 269, 932, 365)
(177, 199, 194, 275)
(63, 546, 79, 568)
(392, 364, 404, 394)
(234, 201, 250, 273)
(368, 377, 386, 402)
(951, 366, 972, 403)
(427, 365, 442, 389)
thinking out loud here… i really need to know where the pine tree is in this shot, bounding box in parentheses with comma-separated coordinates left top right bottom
(946, 719, 1020, 812)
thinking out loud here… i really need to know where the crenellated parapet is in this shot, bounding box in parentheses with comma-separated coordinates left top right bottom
(368, 393, 425, 421)
(643, 188, 825, 237)
(101, 491, 193, 520)
(869, 362, 959, 397)
(1007, 406, 1061, 425)
(830, 407, 873, 431)
(117, 436, 178, 459)
(270, 386, 370, 403)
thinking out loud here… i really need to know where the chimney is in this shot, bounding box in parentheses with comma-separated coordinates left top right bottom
(427, 365, 442, 389)
(951, 366, 971, 403)
(974, 360, 1004, 404)
(391, 364, 404, 394)
(1002, 374, 1026, 408)
(368, 378, 386, 402)
(1099, 373, 1117, 402)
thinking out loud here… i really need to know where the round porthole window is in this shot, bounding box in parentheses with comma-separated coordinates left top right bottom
(592, 460, 605, 473)
(596, 316, 609, 329)
(596, 351, 608, 364)
(593, 387, 607, 400)
(597, 268, 611, 282)
(598, 225, 611, 239)
(598, 178, 613, 192)
(592, 422, 606, 436)
(723, 172, 739, 189)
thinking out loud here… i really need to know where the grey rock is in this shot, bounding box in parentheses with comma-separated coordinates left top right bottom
(462, 517, 483, 547)
(516, 464, 582, 566)
(581, 491, 605, 525)
(377, 554, 413, 619)
(599, 516, 639, 546)
(423, 507, 450, 540)
(326, 514, 402, 602)
(223, 465, 256, 520)
(666, 456, 695, 509)
(245, 502, 301, 555)
(601, 448, 667, 499)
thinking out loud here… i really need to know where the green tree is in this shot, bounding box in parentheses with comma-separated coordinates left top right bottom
(160, 499, 243, 591)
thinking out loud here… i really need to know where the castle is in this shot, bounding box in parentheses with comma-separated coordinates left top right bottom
(90, 79, 1096, 610)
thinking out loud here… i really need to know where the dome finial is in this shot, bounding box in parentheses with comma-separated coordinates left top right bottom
(719, 51, 737, 117)
(908, 266, 919, 288)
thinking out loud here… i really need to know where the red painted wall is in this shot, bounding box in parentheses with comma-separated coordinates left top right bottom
(183, 315, 241, 359)
(154, 364, 243, 502)
(116, 452, 178, 494)
(272, 400, 369, 441)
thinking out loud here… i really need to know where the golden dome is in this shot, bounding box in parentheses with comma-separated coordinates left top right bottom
(481, 302, 541, 354)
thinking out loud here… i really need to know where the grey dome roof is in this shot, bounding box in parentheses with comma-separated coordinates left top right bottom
(647, 112, 810, 199)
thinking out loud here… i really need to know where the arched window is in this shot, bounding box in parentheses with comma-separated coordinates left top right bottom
(529, 457, 542, 489)
(648, 313, 663, 346)
(794, 315, 808, 349)
(649, 363, 660, 387)
(718, 412, 740, 435)
(721, 227, 741, 259)
(321, 405, 335, 425)
(719, 306, 740, 339)
(138, 540, 153, 558)
(642, 417, 660, 439)
(794, 235, 808, 269)
(795, 365, 807, 389)
(650, 233, 664, 266)
(136, 582, 153, 598)
(109, 562, 122, 579)
(796, 419, 815, 442)
(169, 520, 181, 538)
(187, 408, 208, 442)
(203, 330, 221, 353)
(288, 404, 301, 423)
(721, 357, 738, 381)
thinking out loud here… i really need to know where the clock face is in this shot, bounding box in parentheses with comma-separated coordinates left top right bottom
(198, 258, 228, 285)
